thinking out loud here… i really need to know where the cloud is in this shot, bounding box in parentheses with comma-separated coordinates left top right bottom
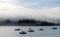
(0, 0, 60, 23)
(16, 0, 60, 9)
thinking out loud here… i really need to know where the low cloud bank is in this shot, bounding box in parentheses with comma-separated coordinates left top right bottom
(0, 0, 60, 24)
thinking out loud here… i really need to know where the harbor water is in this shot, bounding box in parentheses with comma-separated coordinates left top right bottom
(0, 26, 60, 37)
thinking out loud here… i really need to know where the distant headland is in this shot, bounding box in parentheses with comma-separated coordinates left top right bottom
(0, 19, 60, 26)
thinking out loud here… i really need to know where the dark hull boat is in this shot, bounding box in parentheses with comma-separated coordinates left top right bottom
(39, 29, 44, 31)
(28, 30, 34, 32)
(52, 27, 58, 30)
(28, 28, 34, 32)
(19, 31, 27, 34)
(15, 28, 20, 31)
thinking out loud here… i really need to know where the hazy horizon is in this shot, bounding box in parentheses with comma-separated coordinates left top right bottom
(0, 0, 60, 23)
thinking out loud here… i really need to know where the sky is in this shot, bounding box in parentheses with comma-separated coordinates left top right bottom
(0, 0, 60, 22)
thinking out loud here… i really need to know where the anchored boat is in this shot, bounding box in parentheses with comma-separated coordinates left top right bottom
(28, 28, 34, 32)
(15, 28, 20, 31)
(19, 31, 27, 34)
(52, 27, 58, 30)
(39, 28, 44, 31)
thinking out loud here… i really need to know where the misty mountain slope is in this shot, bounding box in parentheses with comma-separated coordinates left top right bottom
(0, 19, 59, 26)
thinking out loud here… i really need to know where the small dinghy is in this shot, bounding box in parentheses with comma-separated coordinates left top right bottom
(28, 28, 34, 32)
(15, 28, 20, 31)
(19, 31, 27, 34)
(39, 29, 44, 31)
(52, 27, 58, 30)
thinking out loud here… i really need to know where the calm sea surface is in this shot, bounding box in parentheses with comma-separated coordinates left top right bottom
(0, 26, 60, 37)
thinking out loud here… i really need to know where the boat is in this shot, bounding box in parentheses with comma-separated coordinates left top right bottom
(39, 29, 44, 31)
(15, 28, 20, 31)
(19, 31, 27, 34)
(52, 27, 58, 30)
(28, 28, 34, 32)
